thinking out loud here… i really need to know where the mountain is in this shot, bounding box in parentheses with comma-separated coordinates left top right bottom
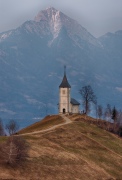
(0, 7, 122, 123)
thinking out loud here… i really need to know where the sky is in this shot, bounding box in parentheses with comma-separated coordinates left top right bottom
(0, 0, 122, 37)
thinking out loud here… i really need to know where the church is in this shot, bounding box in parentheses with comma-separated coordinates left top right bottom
(58, 67, 80, 114)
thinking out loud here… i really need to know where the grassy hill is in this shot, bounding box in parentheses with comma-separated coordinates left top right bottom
(18, 115, 65, 134)
(0, 114, 122, 180)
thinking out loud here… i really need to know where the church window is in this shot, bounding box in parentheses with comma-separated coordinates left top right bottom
(62, 90, 65, 94)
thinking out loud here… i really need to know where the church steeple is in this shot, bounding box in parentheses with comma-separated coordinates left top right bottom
(59, 66, 71, 88)
(58, 67, 80, 114)
(59, 66, 71, 114)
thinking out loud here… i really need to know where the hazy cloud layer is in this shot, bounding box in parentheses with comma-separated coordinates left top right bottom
(0, 0, 122, 37)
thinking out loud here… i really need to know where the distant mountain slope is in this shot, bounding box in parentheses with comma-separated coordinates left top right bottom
(99, 30, 122, 55)
(0, 114, 122, 179)
(99, 30, 122, 78)
(0, 7, 122, 121)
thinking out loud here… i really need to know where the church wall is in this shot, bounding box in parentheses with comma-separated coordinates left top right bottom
(70, 104, 79, 114)
(59, 88, 71, 113)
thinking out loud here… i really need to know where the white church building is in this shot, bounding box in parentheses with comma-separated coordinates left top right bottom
(58, 67, 80, 114)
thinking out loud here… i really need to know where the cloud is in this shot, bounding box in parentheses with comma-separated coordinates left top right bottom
(0, 108, 16, 115)
(116, 87, 122, 93)
(24, 95, 40, 105)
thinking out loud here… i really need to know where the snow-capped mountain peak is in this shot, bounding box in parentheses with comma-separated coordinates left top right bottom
(34, 7, 100, 46)
(34, 7, 62, 38)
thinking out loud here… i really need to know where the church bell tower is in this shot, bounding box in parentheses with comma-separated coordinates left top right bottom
(59, 66, 71, 114)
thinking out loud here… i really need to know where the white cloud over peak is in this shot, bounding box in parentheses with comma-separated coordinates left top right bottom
(116, 87, 122, 93)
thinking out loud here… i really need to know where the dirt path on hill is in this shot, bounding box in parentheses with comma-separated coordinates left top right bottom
(18, 115, 122, 159)
(19, 114, 72, 136)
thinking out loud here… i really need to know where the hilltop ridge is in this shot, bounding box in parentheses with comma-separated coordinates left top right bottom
(0, 114, 121, 179)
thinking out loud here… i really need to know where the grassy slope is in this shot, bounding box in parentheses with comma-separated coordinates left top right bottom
(0, 114, 122, 180)
(18, 115, 65, 134)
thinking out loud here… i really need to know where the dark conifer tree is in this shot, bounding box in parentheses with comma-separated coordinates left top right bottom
(112, 106, 118, 123)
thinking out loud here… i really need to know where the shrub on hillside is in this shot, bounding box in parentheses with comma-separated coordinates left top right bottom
(0, 118, 4, 136)
(118, 126, 122, 137)
(5, 120, 19, 135)
(0, 136, 29, 166)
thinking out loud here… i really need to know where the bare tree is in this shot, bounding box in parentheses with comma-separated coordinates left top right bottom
(104, 104, 112, 121)
(118, 110, 122, 125)
(0, 136, 29, 166)
(5, 120, 19, 135)
(104, 104, 112, 132)
(79, 85, 97, 115)
(0, 118, 4, 136)
(97, 105, 103, 119)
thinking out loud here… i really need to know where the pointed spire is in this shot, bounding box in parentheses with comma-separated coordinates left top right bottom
(64, 65, 66, 75)
(59, 66, 71, 88)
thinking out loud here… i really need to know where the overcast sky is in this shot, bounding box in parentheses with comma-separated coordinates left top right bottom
(0, 0, 122, 37)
